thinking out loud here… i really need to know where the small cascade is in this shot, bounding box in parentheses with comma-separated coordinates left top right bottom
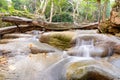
(74, 38, 94, 57)
(31, 30, 43, 41)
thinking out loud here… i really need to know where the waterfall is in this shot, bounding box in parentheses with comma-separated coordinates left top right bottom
(74, 38, 94, 57)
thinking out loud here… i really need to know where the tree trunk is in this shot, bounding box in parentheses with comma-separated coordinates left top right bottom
(41, 0, 48, 14)
(97, 0, 101, 23)
(34, 0, 37, 13)
(72, 0, 79, 24)
(102, 0, 109, 21)
(49, 0, 54, 22)
(40, 0, 49, 20)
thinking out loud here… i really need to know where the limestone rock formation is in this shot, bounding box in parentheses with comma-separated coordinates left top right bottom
(69, 34, 120, 57)
(29, 44, 55, 54)
(66, 59, 120, 80)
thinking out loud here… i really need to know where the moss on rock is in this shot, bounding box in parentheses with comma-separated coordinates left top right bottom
(48, 34, 72, 50)
(40, 31, 75, 50)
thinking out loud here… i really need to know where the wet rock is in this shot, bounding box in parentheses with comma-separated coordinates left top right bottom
(40, 31, 74, 50)
(0, 56, 8, 64)
(2, 33, 33, 39)
(111, 59, 120, 69)
(70, 34, 116, 57)
(0, 74, 5, 80)
(0, 50, 11, 56)
(71, 34, 108, 46)
(113, 44, 120, 54)
(0, 39, 14, 44)
(40, 31, 75, 43)
(29, 44, 55, 54)
(94, 42, 115, 57)
(108, 54, 120, 69)
(115, 33, 120, 37)
(66, 60, 120, 80)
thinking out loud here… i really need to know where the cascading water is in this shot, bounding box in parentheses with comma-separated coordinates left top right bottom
(71, 32, 108, 58)
(74, 38, 94, 57)
(5, 30, 110, 80)
(6, 32, 93, 80)
(8, 52, 93, 80)
(31, 30, 44, 41)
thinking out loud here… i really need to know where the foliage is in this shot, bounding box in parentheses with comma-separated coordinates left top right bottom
(11, 0, 25, 11)
(45, 0, 73, 22)
(8, 9, 34, 19)
(0, 0, 115, 24)
(79, 0, 98, 22)
(52, 12, 73, 22)
(0, 0, 8, 12)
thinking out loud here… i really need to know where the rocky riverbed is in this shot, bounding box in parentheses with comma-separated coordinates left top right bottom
(0, 30, 120, 80)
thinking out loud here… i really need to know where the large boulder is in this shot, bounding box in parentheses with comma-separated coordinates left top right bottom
(39, 31, 75, 50)
(66, 59, 120, 80)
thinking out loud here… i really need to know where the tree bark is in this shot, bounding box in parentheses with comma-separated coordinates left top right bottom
(97, 0, 101, 23)
(49, 0, 54, 22)
(102, 0, 109, 21)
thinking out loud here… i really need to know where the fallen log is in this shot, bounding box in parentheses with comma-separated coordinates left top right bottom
(0, 25, 44, 38)
(2, 16, 98, 30)
(2, 16, 33, 25)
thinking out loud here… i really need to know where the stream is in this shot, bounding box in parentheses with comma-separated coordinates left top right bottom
(0, 30, 120, 80)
